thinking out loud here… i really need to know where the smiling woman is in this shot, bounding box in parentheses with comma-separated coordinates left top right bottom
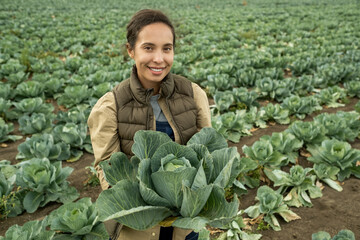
(87, 9, 212, 240)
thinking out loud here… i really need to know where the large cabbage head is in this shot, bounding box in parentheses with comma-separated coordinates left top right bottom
(96, 128, 240, 232)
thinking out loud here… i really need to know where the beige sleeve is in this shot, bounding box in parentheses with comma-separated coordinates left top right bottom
(87, 92, 120, 190)
(192, 82, 212, 130)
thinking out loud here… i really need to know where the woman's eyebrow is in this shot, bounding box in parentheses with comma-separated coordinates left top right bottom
(141, 42, 173, 47)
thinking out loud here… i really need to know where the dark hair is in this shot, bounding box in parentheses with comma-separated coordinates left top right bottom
(126, 9, 176, 50)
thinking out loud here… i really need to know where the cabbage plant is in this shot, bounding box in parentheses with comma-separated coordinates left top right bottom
(16, 133, 71, 161)
(18, 113, 55, 135)
(0, 218, 55, 240)
(312, 163, 342, 192)
(286, 121, 327, 146)
(15, 158, 79, 213)
(307, 139, 360, 181)
(52, 123, 93, 162)
(315, 86, 346, 108)
(15, 81, 45, 99)
(344, 80, 360, 98)
(260, 132, 303, 165)
(244, 185, 300, 231)
(312, 229, 355, 240)
(96, 128, 241, 234)
(47, 197, 108, 239)
(281, 95, 322, 119)
(57, 85, 92, 108)
(261, 103, 290, 125)
(216, 216, 262, 240)
(0, 118, 22, 143)
(313, 113, 358, 142)
(267, 165, 322, 207)
(242, 138, 287, 168)
(212, 110, 253, 143)
(10, 97, 54, 120)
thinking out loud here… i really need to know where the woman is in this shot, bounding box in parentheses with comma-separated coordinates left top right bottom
(88, 9, 211, 240)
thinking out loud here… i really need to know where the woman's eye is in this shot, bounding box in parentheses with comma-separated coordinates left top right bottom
(144, 46, 152, 51)
(164, 47, 172, 52)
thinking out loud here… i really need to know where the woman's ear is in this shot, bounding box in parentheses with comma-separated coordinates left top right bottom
(126, 43, 134, 59)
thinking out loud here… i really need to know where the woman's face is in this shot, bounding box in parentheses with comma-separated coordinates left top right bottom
(128, 22, 174, 91)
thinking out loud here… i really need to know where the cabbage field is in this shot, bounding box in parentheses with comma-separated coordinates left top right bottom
(1, 0, 360, 239)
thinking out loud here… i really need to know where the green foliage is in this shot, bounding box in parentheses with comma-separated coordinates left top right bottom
(261, 103, 290, 125)
(18, 113, 55, 135)
(242, 138, 287, 168)
(10, 97, 54, 120)
(57, 85, 92, 108)
(52, 123, 93, 161)
(316, 86, 347, 108)
(313, 112, 359, 142)
(267, 165, 323, 207)
(212, 110, 253, 143)
(96, 128, 240, 232)
(286, 120, 327, 146)
(244, 186, 300, 231)
(15, 81, 45, 99)
(47, 197, 108, 239)
(344, 80, 360, 98)
(16, 133, 71, 161)
(216, 216, 262, 240)
(0, 218, 55, 240)
(260, 132, 303, 165)
(307, 139, 360, 181)
(0, 118, 22, 143)
(312, 229, 355, 240)
(15, 158, 79, 213)
(281, 95, 322, 119)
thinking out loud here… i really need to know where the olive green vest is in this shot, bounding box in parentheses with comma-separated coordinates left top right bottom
(112, 68, 198, 157)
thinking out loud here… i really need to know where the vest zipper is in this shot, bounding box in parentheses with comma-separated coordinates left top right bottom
(165, 98, 184, 144)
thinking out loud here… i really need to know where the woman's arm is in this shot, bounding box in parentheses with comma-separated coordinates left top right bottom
(87, 92, 120, 190)
(192, 82, 212, 130)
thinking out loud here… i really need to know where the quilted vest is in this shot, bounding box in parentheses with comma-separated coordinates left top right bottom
(112, 67, 198, 157)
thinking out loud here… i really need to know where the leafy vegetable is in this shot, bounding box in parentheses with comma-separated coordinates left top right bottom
(313, 113, 358, 142)
(57, 85, 92, 108)
(18, 113, 55, 135)
(0, 118, 22, 143)
(216, 216, 262, 240)
(15, 81, 45, 99)
(15, 158, 79, 213)
(260, 132, 303, 165)
(307, 139, 360, 181)
(286, 120, 327, 146)
(244, 186, 300, 231)
(16, 133, 71, 161)
(312, 229, 355, 240)
(312, 163, 343, 192)
(52, 123, 93, 161)
(344, 80, 360, 98)
(242, 138, 287, 168)
(212, 110, 253, 143)
(96, 128, 240, 233)
(316, 86, 346, 108)
(281, 95, 322, 119)
(0, 218, 55, 240)
(47, 197, 108, 239)
(261, 103, 290, 125)
(267, 165, 322, 207)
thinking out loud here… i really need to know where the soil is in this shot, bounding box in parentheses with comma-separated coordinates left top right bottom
(0, 98, 359, 239)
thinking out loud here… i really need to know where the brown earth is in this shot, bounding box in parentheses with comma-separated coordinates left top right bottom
(0, 98, 359, 239)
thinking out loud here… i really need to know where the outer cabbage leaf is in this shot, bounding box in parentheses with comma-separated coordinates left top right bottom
(96, 180, 172, 230)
